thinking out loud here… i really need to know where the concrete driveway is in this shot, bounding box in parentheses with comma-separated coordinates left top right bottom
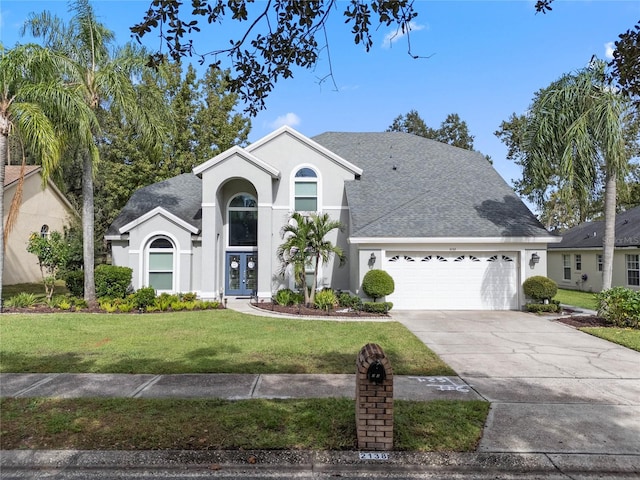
(393, 310, 640, 456)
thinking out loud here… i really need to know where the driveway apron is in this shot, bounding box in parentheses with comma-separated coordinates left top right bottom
(393, 310, 640, 455)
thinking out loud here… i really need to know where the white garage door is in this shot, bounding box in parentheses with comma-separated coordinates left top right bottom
(385, 252, 519, 310)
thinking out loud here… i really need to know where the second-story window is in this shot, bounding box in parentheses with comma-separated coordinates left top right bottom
(294, 167, 317, 212)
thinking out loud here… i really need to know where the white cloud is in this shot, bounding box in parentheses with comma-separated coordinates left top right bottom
(604, 41, 615, 60)
(382, 21, 425, 49)
(269, 112, 301, 129)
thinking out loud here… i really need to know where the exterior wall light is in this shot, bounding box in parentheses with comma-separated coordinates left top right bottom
(368, 252, 377, 269)
(531, 253, 540, 264)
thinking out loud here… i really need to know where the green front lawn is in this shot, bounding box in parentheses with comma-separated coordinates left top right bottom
(0, 310, 484, 452)
(0, 310, 453, 375)
(554, 288, 598, 310)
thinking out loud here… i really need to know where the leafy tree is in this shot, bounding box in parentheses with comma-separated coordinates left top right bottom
(388, 110, 476, 151)
(23, 0, 165, 304)
(27, 230, 69, 300)
(131, 0, 420, 114)
(434, 113, 474, 150)
(277, 212, 345, 307)
(521, 60, 632, 290)
(387, 110, 435, 138)
(0, 43, 91, 300)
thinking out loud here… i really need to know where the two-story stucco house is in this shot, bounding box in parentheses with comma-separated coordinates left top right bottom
(106, 127, 559, 310)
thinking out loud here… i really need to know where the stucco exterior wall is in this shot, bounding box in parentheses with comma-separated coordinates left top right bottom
(3, 174, 73, 285)
(549, 249, 640, 292)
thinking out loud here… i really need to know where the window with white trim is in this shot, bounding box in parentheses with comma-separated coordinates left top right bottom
(148, 237, 174, 292)
(228, 194, 257, 247)
(563, 254, 571, 281)
(294, 167, 318, 212)
(575, 254, 582, 271)
(626, 254, 639, 286)
(596, 254, 603, 272)
(40, 225, 49, 238)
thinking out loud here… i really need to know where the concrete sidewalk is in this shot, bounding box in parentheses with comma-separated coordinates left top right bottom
(0, 372, 478, 401)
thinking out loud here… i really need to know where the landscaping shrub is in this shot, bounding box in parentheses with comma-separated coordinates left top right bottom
(181, 292, 197, 302)
(362, 269, 395, 301)
(596, 287, 640, 328)
(95, 265, 133, 299)
(338, 292, 362, 310)
(314, 289, 338, 311)
(64, 270, 84, 297)
(523, 276, 558, 302)
(525, 301, 562, 314)
(4, 292, 39, 308)
(132, 287, 157, 309)
(363, 301, 393, 313)
(274, 288, 296, 306)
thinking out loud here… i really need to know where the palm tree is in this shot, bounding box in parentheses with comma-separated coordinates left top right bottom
(0, 43, 94, 302)
(277, 212, 345, 306)
(524, 59, 631, 290)
(22, 0, 164, 304)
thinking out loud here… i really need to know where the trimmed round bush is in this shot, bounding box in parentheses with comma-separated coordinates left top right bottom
(523, 275, 558, 301)
(362, 269, 395, 301)
(95, 264, 133, 299)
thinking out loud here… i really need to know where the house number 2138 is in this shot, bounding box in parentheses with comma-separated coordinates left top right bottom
(359, 452, 389, 460)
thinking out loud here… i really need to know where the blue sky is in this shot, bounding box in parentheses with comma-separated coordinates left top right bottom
(1, 0, 638, 191)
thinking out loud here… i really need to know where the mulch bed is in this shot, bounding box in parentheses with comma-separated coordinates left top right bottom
(554, 314, 610, 328)
(251, 302, 389, 318)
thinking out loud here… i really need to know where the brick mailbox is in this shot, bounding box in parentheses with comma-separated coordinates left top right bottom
(355, 343, 393, 450)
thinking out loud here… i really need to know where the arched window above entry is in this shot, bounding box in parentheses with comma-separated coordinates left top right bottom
(294, 167, 318, 212)
(40, 225, 49, 238)
(229, 193, 258, 247)
(147, 236, 175, 292)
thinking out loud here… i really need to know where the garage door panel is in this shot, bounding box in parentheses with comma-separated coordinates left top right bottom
(385, 252, 518, 310)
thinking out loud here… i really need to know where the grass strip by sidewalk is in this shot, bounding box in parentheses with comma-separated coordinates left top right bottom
(0, 311, 452, 376)
(580, 327, 640, 352)
(0, 398, 489, 452)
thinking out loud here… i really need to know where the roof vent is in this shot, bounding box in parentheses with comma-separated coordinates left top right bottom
(392, 165, 397, 171)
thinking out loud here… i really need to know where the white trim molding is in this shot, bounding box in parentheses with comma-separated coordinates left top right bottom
(119, 207, 199, 235)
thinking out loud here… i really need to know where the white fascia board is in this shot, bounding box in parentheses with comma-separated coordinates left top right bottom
(193, 145, 280, 178)
(104, 234, 123, 241)
(247, 126, 364, 176)
(348, 236, 563, 245)
(118, 206, 199, 235)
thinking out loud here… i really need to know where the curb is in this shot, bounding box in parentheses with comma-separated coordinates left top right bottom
(3, 450, 640, 475)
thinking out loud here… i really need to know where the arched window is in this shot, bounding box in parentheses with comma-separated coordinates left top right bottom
(294, 167, 318, 212)
(228, 194, 257, 247)
(40, 225, 49, 238)
(147, 236, 174, 292)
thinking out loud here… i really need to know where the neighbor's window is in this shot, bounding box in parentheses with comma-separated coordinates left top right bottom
(575, 254, 582, 271)
(563, 254, 571, 281)
(596, 254, 603, 272)
(626, 254, 639, 286)
(148, 237, 174, 291)
(294, 167, 317, 212)
(40, 224, 49, 238)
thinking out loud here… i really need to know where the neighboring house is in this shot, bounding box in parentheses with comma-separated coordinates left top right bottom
(106, 127, 559, 310)
(3, 165, 76, 285)
(548, 206, 640, 292)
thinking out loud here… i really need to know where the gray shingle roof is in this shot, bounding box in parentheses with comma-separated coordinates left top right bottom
(313, 132, 551, 238)
(548, 206, 640, 249)
(106, 173, 202, 236)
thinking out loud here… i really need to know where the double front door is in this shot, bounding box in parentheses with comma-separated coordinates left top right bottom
(225, 252, 257, 296)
